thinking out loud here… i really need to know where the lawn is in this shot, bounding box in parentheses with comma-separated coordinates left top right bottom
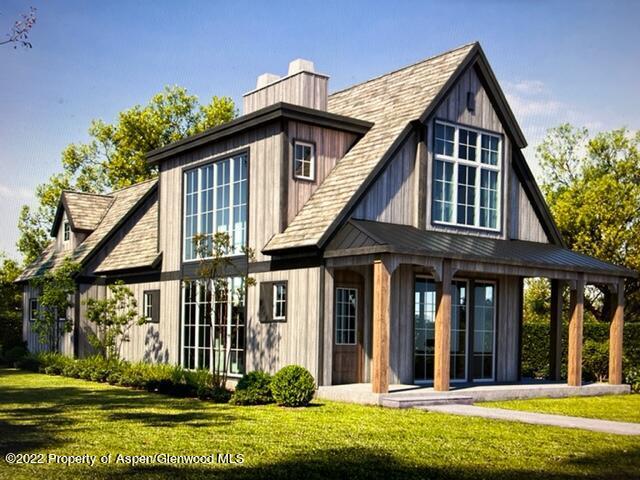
(483, 394, 640, 423)
(1, 369, 639, 480)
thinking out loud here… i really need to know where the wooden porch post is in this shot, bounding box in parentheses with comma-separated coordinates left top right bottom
(568, 275, 584, 387)
(609, 279, 625, 385)
(549, 279, 564, 381)
(372, 259, 391, 394)
(434, 259, 452, 391)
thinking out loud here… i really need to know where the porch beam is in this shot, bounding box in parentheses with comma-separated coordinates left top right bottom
(609, 278, 625, 385)
(567, 274, 584, 387)
(549, 279, 564, 381)
(372, 259, 391, 394)
(434, 259, 452, 391)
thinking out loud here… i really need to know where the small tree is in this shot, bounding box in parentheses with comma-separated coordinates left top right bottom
(0, 253, 23, 351)
(31, 257, 79, 352)
(85, 280, 146, 360)
(193, 232, 255, 389)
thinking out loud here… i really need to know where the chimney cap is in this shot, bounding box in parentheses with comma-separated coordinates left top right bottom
(256, 73, 280, 89)
(288, 58, 315, 76)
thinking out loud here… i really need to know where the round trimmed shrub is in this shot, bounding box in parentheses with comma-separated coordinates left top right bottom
(230, 371, 273, 405)
(270, 365, 315, 407)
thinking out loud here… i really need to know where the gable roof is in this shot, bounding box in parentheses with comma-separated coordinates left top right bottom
(17, 179, 158, 282)
(263, 43, 479, 253)
(50, 191, 114, 235)
(328, 220, 636, 278)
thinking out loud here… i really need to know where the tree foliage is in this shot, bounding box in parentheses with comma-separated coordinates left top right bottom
(17, 86, 236, 264)
(85, 280, 146, 360)
(0, 253, 22, 351)
(30, 257, 80, 351)
(536, 124, 640, 322)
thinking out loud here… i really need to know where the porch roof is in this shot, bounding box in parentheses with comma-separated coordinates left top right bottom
(325, 220, 637, 279)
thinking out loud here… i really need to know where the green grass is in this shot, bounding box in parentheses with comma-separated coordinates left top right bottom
(483, 394, 640, 423)
(1, 369, 639, 480)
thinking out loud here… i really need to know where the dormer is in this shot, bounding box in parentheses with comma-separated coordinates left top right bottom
(50, 191, 114, 251)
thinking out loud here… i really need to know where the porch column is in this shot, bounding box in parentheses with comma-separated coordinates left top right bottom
(609, 279, 625, 385)
(567, 275, 584, 387)
(372, 259, 391, 394)
(434, 259, 452, 391)
(549, 279, 564, 381)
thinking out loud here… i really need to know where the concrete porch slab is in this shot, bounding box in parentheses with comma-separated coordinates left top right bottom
(315, 381, 630, 407)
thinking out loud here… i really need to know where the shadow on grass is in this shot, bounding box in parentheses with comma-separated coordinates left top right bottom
(87, 445, 640, 480)
(107, 411, 235, 428)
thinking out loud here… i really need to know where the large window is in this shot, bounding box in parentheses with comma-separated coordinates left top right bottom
(183, 154, 248, 261)
(181, 278, 245, 375)
(433, 122, 501, 230)
(335, 287, 357, 345)
(414, 278, 436, 381)
(473, 282, 496, 380)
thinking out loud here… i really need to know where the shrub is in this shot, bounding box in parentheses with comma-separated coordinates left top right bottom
(625, 367, 640, 393)
(16, 354, 40, 371)
(230, 371, 273, 405)
(271, 365, 315, 407)
(1, 344, 29, 366)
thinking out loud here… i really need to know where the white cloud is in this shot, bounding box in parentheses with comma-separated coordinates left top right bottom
(505, 79, 546, 96)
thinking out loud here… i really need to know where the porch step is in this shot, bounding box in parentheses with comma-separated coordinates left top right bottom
(380, 395, 474, 409)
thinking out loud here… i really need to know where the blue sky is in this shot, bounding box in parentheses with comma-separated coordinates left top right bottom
(1, 0, 639, 259)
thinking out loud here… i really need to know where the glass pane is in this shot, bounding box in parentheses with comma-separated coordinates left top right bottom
(414, 279, 436, 381)
(473, 283, 495, 380)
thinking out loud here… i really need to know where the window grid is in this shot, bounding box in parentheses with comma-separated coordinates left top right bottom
(414, 278, 436, 382)
(432, 121, 501, 231)
(144, 293, 153, 320)
(473, 282, 496, 381)
(63, 222, 70, 241)
(273, 283, 287, 321)
(294, 141, 315, 180)
(335, 287, 357, 345)
(29, 298, 38, 322)
(451, 280, 468, 381)
(183, 154, 248, 261)
(456, 165, 476, 225)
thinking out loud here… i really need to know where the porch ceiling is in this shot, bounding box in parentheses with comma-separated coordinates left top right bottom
(325, 220, 637, 280)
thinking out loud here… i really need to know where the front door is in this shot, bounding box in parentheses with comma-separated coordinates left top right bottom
(332, 274, 363, 384)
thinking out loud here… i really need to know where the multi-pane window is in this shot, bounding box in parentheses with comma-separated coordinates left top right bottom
(272, 283, 287, 321)
(293, 141, 315, 181)
(414, 278, 436, 382)
(183, 154, 248, 260)
(181, 278, 245, 375)
(433, 122, 501, 230)
(451, 281, 468, 381)
(63, 222, 70, 241)
(335, 287, 357, 345)
(143, 292, 153, 321)
(473, 283, 496, 381)
(29, 298, 38, 322)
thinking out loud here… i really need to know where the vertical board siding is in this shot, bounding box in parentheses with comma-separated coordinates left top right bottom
(509, 169, 549, 242)
(246, 267, 321, 379)
(496, 275, 520, 382)
(287, 121, 358, 223)
(426, 66, 510, 239)
(389, 264, 415, 384)
(351, 133, 417, 225)
(243, 73, 328, 114)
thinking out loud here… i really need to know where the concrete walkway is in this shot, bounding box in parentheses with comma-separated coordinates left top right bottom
(422, 404, 640, 436)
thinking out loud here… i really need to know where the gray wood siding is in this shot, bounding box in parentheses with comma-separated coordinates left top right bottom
(159, 122, 283, 268)
(496, 275, 520, 382)
(351, 133, 417, 226)
(243, 72, 328, 114)
(286, 121, 358, 224)
(389, 264, 415, 384)
(509, 169, 549, 242)
(54, 212, 86, 252)
(246, 267, 321, 378)
(23, 283, 74, 356)
(426, 66, 510, 239)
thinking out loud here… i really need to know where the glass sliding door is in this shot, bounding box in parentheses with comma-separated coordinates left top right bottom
(414, 278, 436, 382)
(451, 281, 468, 381)
(473, 282, 496, 381)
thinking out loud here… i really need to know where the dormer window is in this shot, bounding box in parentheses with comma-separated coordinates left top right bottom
(432, 121, 501, 231)
(63, 221, 70, 241)
(293, 141, 315, 181)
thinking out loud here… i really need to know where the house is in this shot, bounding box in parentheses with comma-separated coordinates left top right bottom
(18, 42, 635, 394)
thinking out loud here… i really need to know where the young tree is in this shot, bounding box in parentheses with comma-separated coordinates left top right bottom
(17, 86, 236, 263)
(193, 232, 255, 388)
(31, 257, 79, 351)
(535, 124, 640, 322)
(0, 253, 23, 351)
(85, 281, 146, 360)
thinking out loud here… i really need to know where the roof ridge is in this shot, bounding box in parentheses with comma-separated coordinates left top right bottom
(328, 41, 478, 98)
(62, 190, 113, 198)
(107, 177, 158, 196)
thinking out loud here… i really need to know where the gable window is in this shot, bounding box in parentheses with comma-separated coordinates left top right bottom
(272, 283, 287, 321)
(293, 141, 315, 181)
(29, 298, 39, 322)
(183, 154, 248, 261)
(63, 221, 70, 241)
(143, 290, 160, 323)
(432, 122, 501, 230)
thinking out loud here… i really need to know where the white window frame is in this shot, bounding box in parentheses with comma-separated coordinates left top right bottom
(272, 283, 287, 321)
(293, 140, 315, 181)
(472, 280, 497, 382)
(63, 221, 70, 241)
(335, 287, 358, 345)
(433, 121, 502, 232)
(143, 292, 153, 321)
(29, 298, 39, 322)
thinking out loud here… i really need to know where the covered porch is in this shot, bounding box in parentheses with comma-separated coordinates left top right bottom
(321, 220, 635, 395)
